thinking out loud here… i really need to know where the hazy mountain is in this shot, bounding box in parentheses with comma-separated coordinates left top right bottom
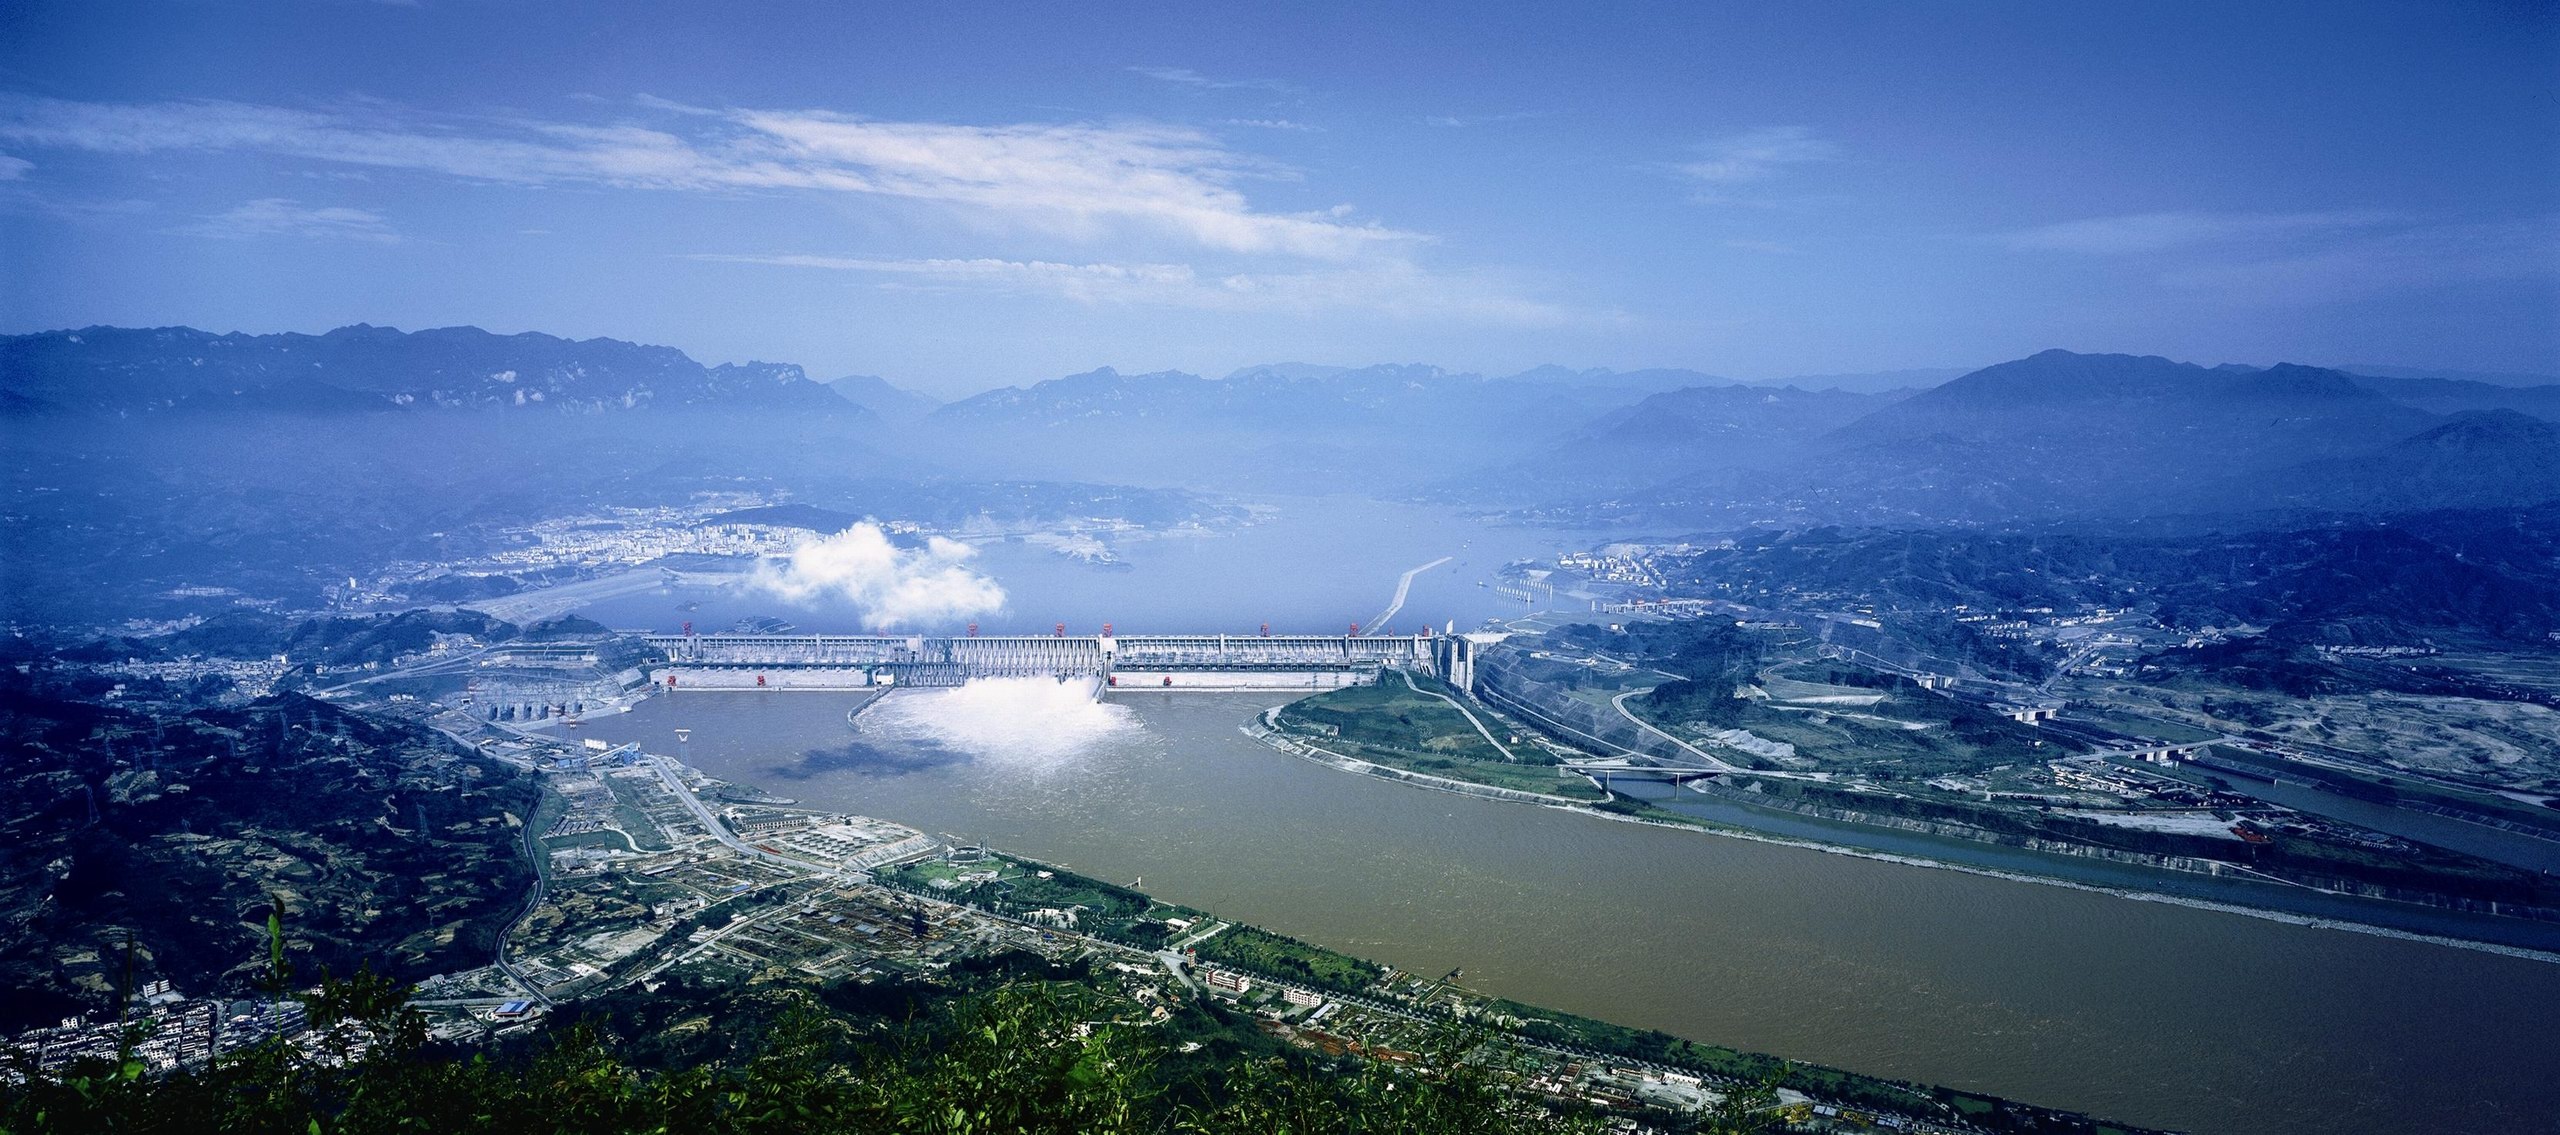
(1800, 350, 2441, 516)
(0, 324, 858, 417)
(1218, 361, 1351, 381)
(828, 374, 943, 422)
(920, 362, 1686, 484)
(2342, 374, 2560, 420)
(2232, 409, 2560, 512)
(933, 362, 1703, 433)
(1498, 364, 1740, 395)
(2336, 363, 2560, 389)
(1760, 366, 1975, 394)
(1461, 384, 1907, 503)
(1589, 384, 1908, 451)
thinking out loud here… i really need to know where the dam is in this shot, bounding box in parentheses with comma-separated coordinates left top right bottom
(642, 630, 1482, 694)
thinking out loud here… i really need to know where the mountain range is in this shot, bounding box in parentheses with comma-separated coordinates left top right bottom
(0, 324, 856, 417)
(1577, 351, 2560, 523)
(6, 324, 2554, 524)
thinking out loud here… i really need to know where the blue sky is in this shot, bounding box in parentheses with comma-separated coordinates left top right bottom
(2, 0, 2552, 394)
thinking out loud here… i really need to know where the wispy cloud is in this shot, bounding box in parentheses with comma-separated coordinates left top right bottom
(1127, 66, 1293, 92)
(1419, 111, 1547, 129)
(692, 253, 1607, 327)
(1677, 126, 1838, 184)
(1227, 118, 1320, 133)
(2000, 209, 2394, 255)
(0, 155, 29, 180)
(0, 93, 1401, 258)
(176, 197, 399, 243)
(4, 92, 1604, 329)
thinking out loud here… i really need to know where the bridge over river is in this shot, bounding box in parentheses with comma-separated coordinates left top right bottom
(644, 631, 1481, 694)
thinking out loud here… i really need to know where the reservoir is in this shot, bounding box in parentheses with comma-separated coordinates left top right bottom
(576, 689, 2560, 1135)
(572, 494, 1608, 637)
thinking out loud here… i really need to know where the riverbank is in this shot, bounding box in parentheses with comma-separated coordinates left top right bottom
(1248, 699, 2560, 963)
(868, 844, 2169, 1135)
(571, 689, 2560, 1135)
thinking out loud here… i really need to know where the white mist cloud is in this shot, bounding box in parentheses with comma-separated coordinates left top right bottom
(747, 524, 1005, 628)
(177, 197, 399, 243)
(0, 93, 1400, 259)
(2000, 209, 2394, 255)
(1677, 126, 1838, 184)
(861, 675, 1142, 769)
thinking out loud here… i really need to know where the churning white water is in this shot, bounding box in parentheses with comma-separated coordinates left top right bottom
(858, 676, 1142, 768)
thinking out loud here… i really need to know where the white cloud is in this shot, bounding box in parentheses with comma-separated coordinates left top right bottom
(177, 197, 399, 242)
(1677, 126, 1838, 184)
(693, 253, 1607, 327)
(1419, 111, 1546, 129)
(747, 524, 1006, 628)
(2001, 210, 2394, 255)
(1127, 66, 1292, 92)
(728, 110, 1400, 258)
(0, 93, 1403, 258)
(0, 155, 29, 180)
(1227, 118, 1320, 132)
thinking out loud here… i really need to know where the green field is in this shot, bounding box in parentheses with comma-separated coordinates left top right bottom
(1275, 674, 1605, 800)
(881, 854, 1208, 948)
(1188, 924, 1384, 995)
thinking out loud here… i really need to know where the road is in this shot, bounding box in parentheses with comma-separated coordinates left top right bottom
(493, 810, 553, 1006)
(1390, 669, 1516, 760)
(1367, 556, 1452, 634)
(1609, 689, 1741, 771)
(644, 754, 839, 873)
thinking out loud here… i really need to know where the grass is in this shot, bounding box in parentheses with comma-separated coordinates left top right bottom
(1189, 924, 1383, 996)
(1280, 678, 1508, 762)
(880, 855, 1209, 947)
(593, 777, 673, 851)
(1274, 677, 1606, 801)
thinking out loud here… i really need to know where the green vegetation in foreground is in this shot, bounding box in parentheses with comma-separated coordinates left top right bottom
(1276, 673, 1606, 800)
(882, 852, 2157, 1135)
(1189, 924, 1385, 996)
(2, 962, 1697, 1135)
(877, 854, 1210, 951)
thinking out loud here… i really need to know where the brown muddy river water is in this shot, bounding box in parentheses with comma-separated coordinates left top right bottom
(576, 688, 2560, 1135)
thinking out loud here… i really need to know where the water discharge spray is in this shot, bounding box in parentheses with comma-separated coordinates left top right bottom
(857, 675, 1141, 769)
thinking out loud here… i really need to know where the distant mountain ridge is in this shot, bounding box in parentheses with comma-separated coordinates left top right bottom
(0, 324, 857, 417)
(1555, 349, 2560, 525)
(928, 361, 1664, 436)
(13, 325, 2551, 523)
(2228, 409, 2560, 513)
(1798, 351, 2443, 513)
(827, 374, 941, 422)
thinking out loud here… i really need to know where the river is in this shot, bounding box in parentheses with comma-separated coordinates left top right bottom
(575, 689, 2560, 1135)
